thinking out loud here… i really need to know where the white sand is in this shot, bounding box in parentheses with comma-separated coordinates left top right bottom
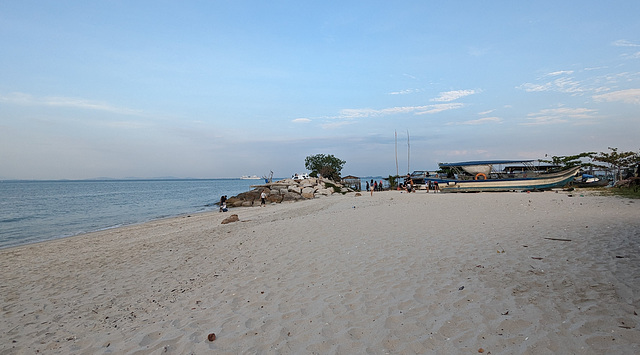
(1, 190, 639, 354)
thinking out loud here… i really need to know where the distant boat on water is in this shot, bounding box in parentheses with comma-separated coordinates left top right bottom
(240, 175, 261, 180)
(417, 160, 580, 192)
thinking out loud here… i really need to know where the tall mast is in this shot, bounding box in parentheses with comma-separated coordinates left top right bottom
(395, 130, 399, 177)
(407, 129, 410, 174)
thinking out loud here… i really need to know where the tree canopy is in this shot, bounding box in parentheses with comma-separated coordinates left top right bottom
(304, 154, 346, 181)
(540, 147, 639, 180)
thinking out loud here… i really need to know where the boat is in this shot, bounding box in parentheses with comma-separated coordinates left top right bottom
(292, 173, 310, 181)
(240, 175, 261, 180)
(572, 174, 610, 188)
(421, 160, 580, 192)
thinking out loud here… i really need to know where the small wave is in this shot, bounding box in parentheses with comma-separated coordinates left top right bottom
(0, 216, 32, 223)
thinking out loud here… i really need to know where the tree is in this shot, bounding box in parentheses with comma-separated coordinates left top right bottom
(539, 152, 596, 170)
(304, 154, 346, 181)
(593, 147, 639, 181)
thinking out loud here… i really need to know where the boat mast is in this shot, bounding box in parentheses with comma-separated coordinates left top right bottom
(395, 130, 399, 177)
(407, 129, 410, 174)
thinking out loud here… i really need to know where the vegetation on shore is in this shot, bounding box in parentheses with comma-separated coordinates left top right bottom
(540, 147, 638, 181)
(304, 154, 346, 181)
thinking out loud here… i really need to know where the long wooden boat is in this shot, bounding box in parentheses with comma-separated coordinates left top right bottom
(423, 160, 580, 192)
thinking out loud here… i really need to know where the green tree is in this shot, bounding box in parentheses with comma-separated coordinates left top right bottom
(593, 147, 639, 180)
(539, 152, 596, 170)
(304, 154, 346, 181)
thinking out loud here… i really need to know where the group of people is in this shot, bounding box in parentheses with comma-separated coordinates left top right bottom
(399, 174, 439, 193)
(366, 180, 385, 195)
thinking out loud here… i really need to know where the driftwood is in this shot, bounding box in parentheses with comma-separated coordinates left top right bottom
(544, 237, 572, 242)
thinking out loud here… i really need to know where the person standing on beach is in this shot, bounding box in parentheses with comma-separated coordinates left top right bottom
(260, 190, 267, 207)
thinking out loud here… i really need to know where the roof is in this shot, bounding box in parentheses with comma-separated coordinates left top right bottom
(439, 160, 535, 167)
(341, 175, 360, 180)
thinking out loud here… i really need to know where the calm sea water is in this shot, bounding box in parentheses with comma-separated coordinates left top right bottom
(0, 179, 265, 249)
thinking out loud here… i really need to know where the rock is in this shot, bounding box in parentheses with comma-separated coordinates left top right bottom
(223, 177, 349, 207)
(288, 186, 301, 194)
(282, 191, 302, 201)
(221, 214, 239, 224)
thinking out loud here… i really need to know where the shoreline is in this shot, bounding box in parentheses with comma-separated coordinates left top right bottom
(2, 190, 639, 353)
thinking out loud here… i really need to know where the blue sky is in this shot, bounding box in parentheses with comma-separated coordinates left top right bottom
(1, 1, 639, 179)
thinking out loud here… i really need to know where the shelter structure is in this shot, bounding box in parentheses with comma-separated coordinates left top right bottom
(341, 175, 361, 191)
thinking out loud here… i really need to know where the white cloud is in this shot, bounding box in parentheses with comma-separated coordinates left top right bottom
(518, 83, 551, 92)
(622, 51, 640, 59)
(518, 77, 584, 94)
(292, 118, 311, 123)
(414, 103, 464, 115)
(546, 70, 574, 76)
(612, 39, 640, 47)
(0, 92, 144, 116)
(320, 120, 357, 129)
(524, 107, 598, 125)
(430, 89, 478, 102)
(593, 88, 640, 105)
(388, 88, 421, 95)
(337, 103, 463, 119)
(453, 117, 502, 125)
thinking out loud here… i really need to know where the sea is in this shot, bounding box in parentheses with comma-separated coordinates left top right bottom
(0, 179, 267, 249)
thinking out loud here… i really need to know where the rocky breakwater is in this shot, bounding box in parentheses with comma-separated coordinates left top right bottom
(225, 177, 350, 207)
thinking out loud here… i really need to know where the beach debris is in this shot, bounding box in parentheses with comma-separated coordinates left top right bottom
(544, 237, 572, 242)
(502, 311, 509, 315)
(478, 348, 484, 353)
(208, 333, 217, 341)
(221, 214, 239, 224)
(531, 257, 544, 260)
(615, 255, 625, 258)
(459, 286, 464, 290)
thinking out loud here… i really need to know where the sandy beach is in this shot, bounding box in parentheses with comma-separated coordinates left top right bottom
(1, 189, 639, 354)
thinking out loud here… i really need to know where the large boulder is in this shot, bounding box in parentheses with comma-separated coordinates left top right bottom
(282, 191, 303, 202)
(301, 192, 315, 199)
(288, 186, 301, 194)
(317, 188, 333, 196)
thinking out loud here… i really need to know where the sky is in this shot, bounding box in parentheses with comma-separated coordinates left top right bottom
(1, 1, 639, 180)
